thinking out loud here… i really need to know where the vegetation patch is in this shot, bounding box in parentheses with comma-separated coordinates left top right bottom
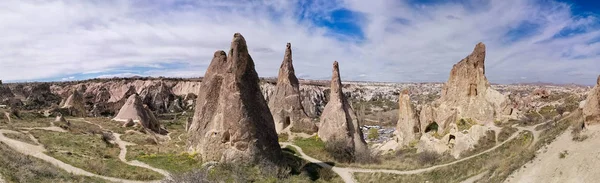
(498, 126, 518, 142)
(135, 152, 201, 174)
(459, 130, 496, 157)
(367, 128, 379, 140)
(354, 131, 534, 183)
(278, 133, 289, 142)
(3, 132, 38, 145)
(30, 130, 164, 180)
(456, 118, 477, 132)
(0, 142, 106, 183)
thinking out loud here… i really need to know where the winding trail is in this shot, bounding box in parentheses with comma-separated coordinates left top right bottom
(0, 129, 160, 183)
(281, 126, 527, 183)
(73, 118, 171, 178)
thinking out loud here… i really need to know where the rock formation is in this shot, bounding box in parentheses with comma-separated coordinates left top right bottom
(113, 94, 161, 133)
(268, 43, 317, 134)
(395, 90, 420, 147)
(584, 75, 600, 125)
(61, 90, 86, 117)
(415, 43, 506, 158)
(318, 61, 367, 153)
(187, 33, 281, 165)
(24, 83, 61, 109)
(421, 43, 505, 132)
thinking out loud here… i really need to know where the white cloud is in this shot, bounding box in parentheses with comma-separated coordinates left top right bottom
(0, 0, 598, 85)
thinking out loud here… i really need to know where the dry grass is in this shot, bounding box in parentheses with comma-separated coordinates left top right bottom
(3, 131, 38, 145)
(30, 130, 164, 180)
(0, 142, 106, 183)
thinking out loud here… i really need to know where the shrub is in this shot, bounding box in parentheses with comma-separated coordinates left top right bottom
(559, 150, 568, 159)
(367, 128, 379, 140)
(324, 139, 354, 163)
(417, 151, 441, 166)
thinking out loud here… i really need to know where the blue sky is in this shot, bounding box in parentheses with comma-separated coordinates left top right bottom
(0, 0, 599, 85)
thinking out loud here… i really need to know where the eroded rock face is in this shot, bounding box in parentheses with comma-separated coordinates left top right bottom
(61, 90, 86, 117)
(318, 61, 367, 153)
(423, 43, 506, 131)
(395, 90, 420, 148)
(268, 43, 317, 134)
(113, 94, 161, 133)
(25, 83, 61, 109)
(187, 33, 281, 165)
(584, 75, 600, 125)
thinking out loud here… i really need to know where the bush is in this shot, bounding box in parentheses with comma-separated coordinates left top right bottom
(367, 128, 379, 140)
(324, 139, 354, 163)
(559, 150, 568, 159)
(417, 151, 441, 166)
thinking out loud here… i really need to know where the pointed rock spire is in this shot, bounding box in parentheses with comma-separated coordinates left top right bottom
(584, 75, 600, 125)
(318, 61, 367, 154)
(188, 33, 281, 165)
(269, 43, 317, 134)
(395, 90, 420, 148)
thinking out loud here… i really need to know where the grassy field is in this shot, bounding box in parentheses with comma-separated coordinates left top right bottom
(3, 131, 38, 145)
(0, 142, 106, 183)
(293, 135, 457, 170)
(30, 130, 164, 181)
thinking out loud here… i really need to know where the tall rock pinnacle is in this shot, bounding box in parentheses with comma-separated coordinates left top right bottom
(187, 33, 281, 165)
(268, 43, 317, 134)
(318, 61, 367, 153)
(395, 90, 420, 148)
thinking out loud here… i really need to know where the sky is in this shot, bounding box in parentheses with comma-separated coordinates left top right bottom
(0, 0, 599, 85)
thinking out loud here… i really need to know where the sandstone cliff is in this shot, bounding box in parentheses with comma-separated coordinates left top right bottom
(318, 61, 367, 153)
(187, 33, 281, 165)
(584, 76, 600, 125)
(268, 43, 317, 134)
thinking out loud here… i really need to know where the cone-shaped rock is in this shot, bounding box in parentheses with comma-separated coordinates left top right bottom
(187, 33, 281, 165)
(395, 90, 420, 148)
(61, 90, 86, 117)
(584, 75, 600, 125)
(318, 61, 367, 153)
(268, 43, 317, 134)
(113, 94, 161, 133)
(427, 42, 505, 129)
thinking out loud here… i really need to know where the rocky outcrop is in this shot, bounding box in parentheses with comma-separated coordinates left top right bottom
(61, 90, 86, 117)
(395, 90, 420, 148)
(584, 75, 600, 125)
(187, 33, 281, 165)
(139, 81, 173, 113)
(415, 43, 508, 158)
(113, 94, 161, 133)
(318, 61, 367, 153)
(24, 83, 61, 109)
(268, 43, 317, 134)
(420, 43, 506, 131)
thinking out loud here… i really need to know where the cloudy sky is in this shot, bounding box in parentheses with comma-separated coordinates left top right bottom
(0, 0, 599, 84)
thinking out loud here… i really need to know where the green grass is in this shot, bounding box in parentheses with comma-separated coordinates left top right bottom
(30, 130, 164, 180)
(84, 118, 127, 134)
(498, 126, 518, 142)
(0, 142, 107, 183)
(3, 132, 38, 145)
(456, 118, 477, 132)
(278, 133, 289, 142)
(293, 136, 332, 163)
(135, 153, 202, 174)
(367, 128, 379, 140)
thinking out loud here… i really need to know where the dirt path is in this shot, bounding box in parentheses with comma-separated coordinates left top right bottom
(0, 129, 160, 183)
(113, 133, 171, 178)
(505, 125, 600, 183)
(281, 127, 524, 183)
(73, 118, 171, 178)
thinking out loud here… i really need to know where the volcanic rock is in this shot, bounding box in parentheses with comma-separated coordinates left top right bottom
(61, 90, 86, 117)
(584, 75, 600, 125)
(318, 61, 367, 153)
(113, 94, 161, 133)
(24, 83, 61, 109)
(268, 43, 317, 134)
(395, 90, 420, 148)
(187, 33, 281, 165)
(423, 43, 505, 131)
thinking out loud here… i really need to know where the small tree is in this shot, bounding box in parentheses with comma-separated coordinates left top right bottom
(367, 128, 379, 140)
(556, 106, 566, 117)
